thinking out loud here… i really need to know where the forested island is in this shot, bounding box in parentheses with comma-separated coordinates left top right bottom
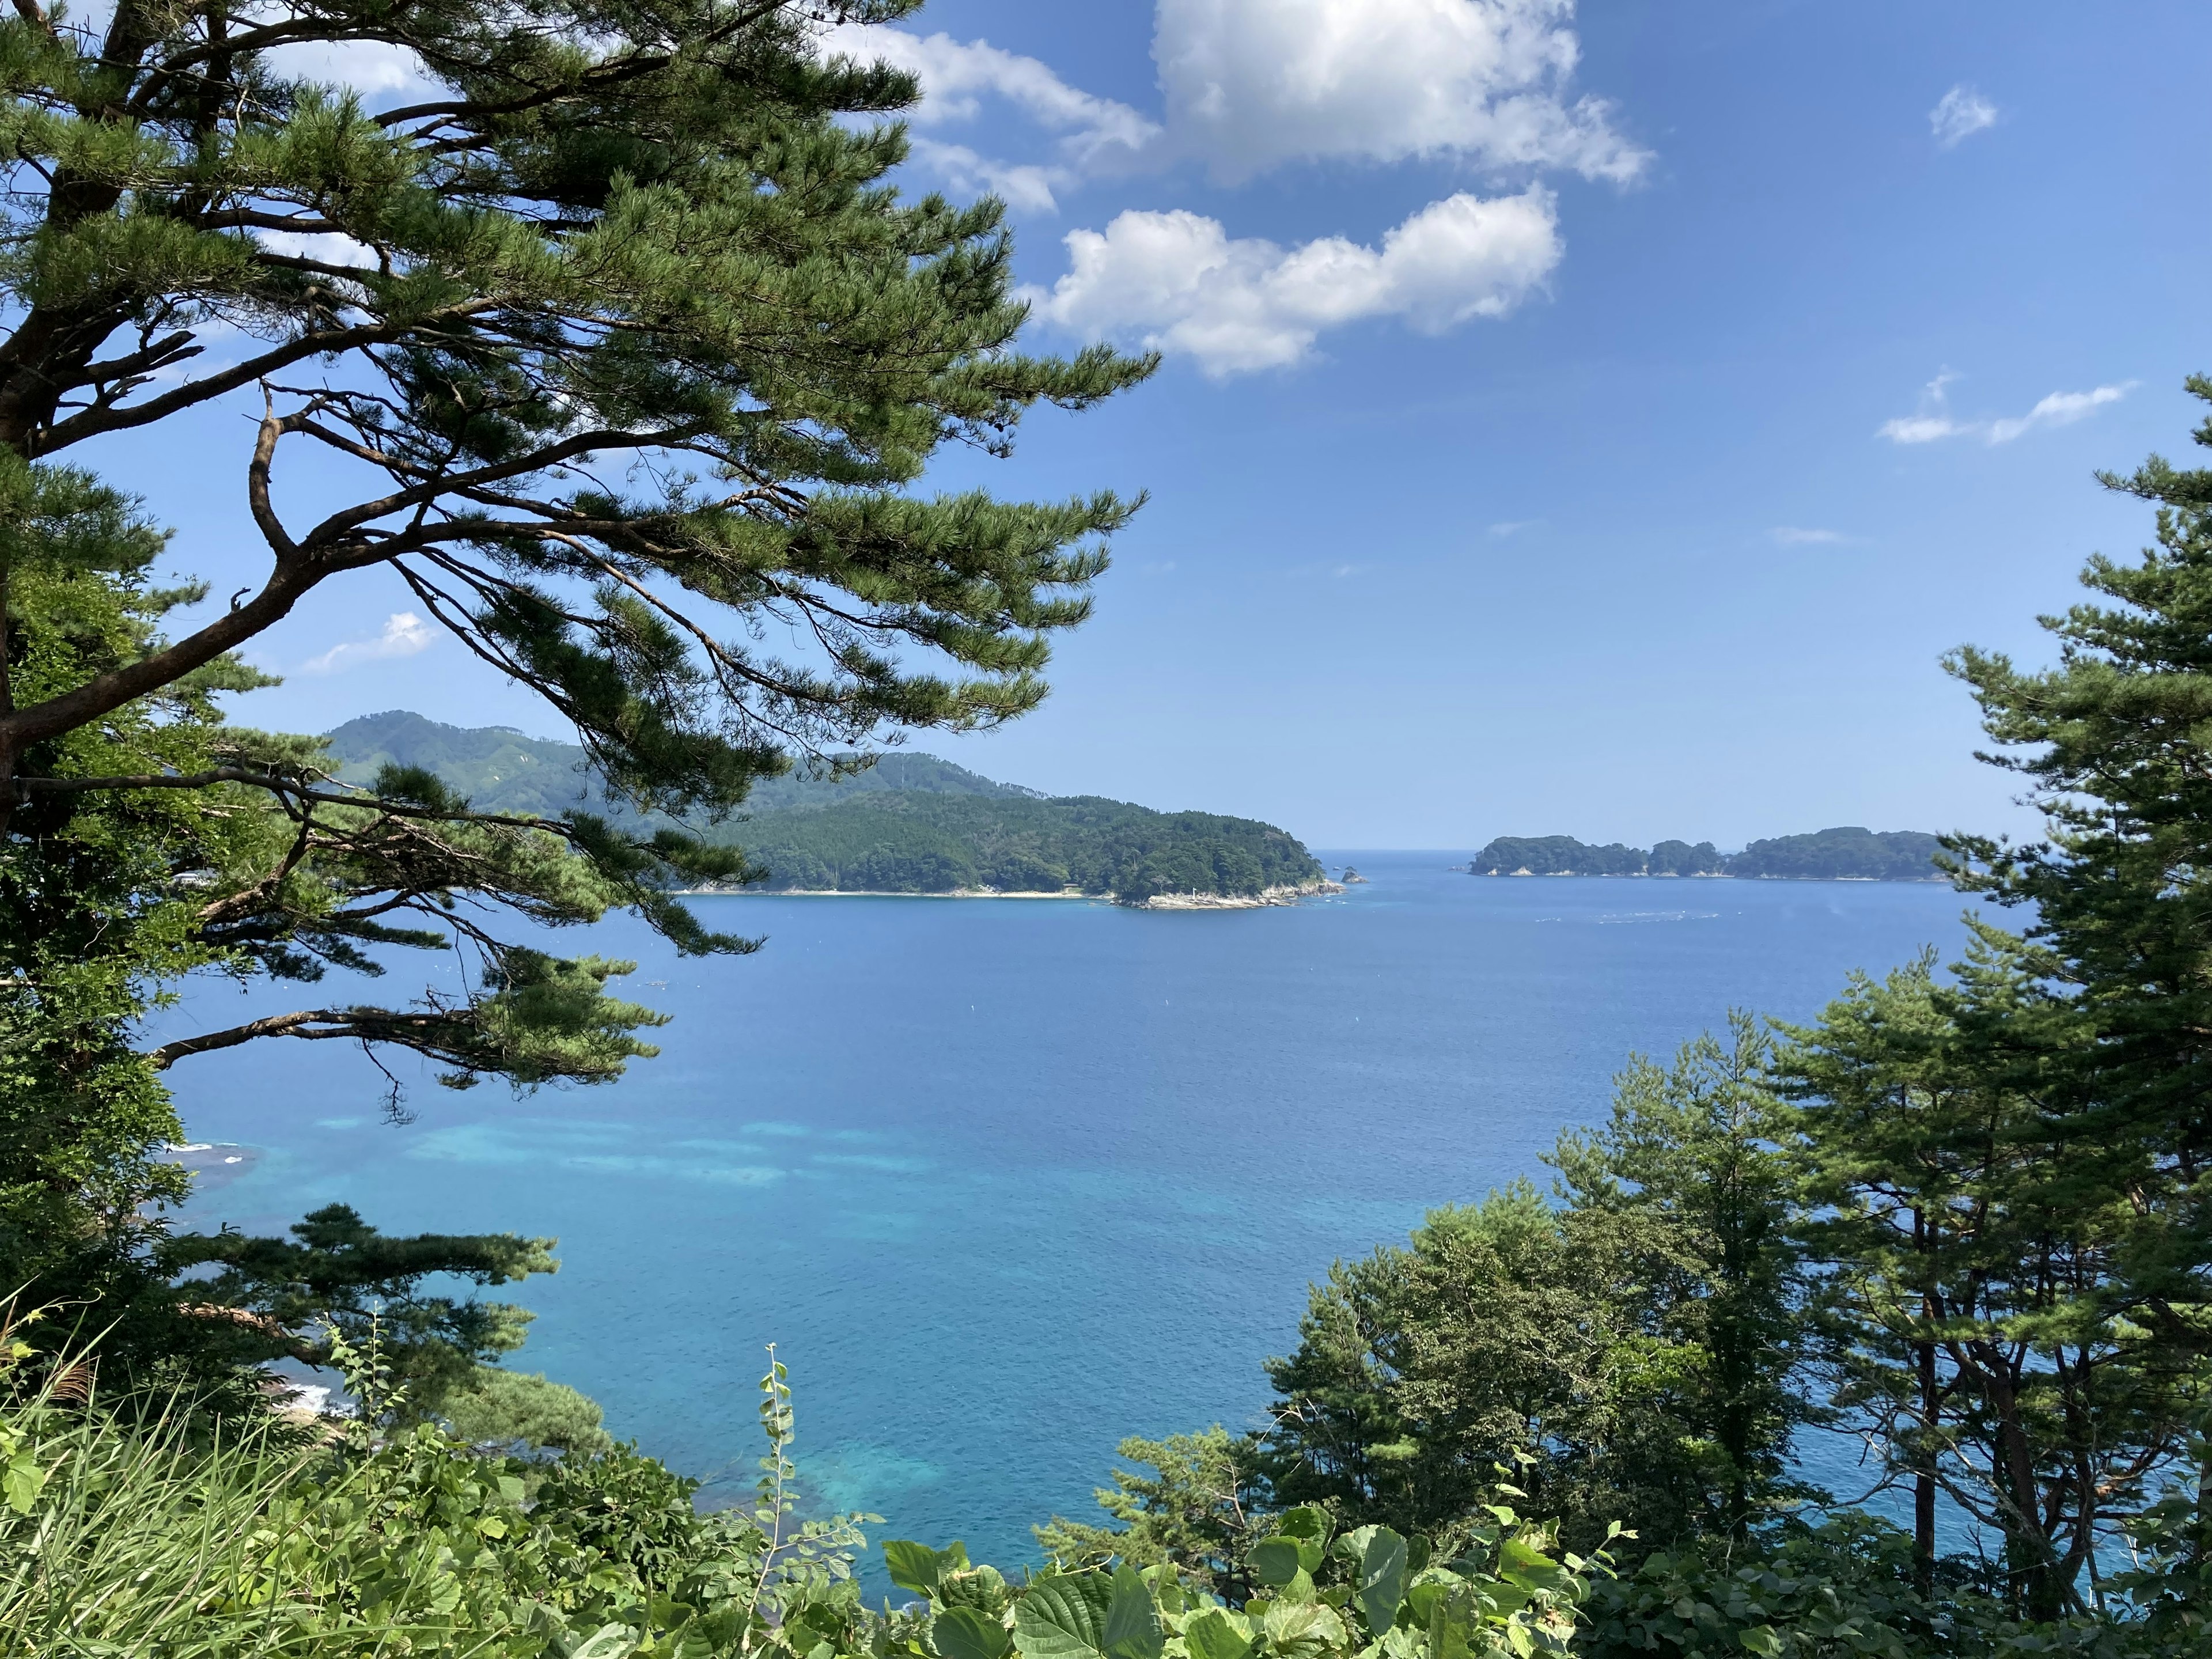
(1473, 826, 1946, 881)
(328, 713, 1331, 906)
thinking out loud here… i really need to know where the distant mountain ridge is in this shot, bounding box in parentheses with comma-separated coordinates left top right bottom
(322, 711, 1040, 818)
(1472, 827, 1948, 882)
(322, 712, 1326, 905)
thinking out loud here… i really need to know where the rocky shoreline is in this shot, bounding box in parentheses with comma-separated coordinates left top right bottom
(1128, 880, 1344, 910)
(675, 878, 1344, 907)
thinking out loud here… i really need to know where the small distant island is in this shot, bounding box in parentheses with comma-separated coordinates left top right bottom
(1472, 827, 1948, 882)
(326, 713, 1334, 908)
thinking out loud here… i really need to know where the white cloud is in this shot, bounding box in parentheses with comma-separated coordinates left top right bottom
(1488, 518, 1541, 536)
(906, 139, 1070, 214)
(1930, 84, 1998, 148)
(1154, 0, 1649, 183)
(824, 25, 1158, 207)
(827, 2, 1642, 206)
(262, 39, 441, 104)
(1024, 187, 1560, 375)
(1878, 414, 1971, 445)
(1771, 527, 1847, 545)
(301, 612, 434, 675)
(1987, 385, 2130, 444)
(1879, 374, 2133, 446)
(255, 228, 379, 268)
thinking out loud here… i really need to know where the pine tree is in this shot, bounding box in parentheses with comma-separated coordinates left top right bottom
(1779, 940, 2195, 1618)
(0, 1, 1148, 1377)
(1940, 378, 2212, 1609)
(1945, 378, 2212, 1328)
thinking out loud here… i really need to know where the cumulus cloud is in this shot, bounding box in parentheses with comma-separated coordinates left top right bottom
(1154, 0, 1649, 183)
(301, 612, 435, 675)
(827, 2, 1642, 206)
(1878, 374, 2133, 446)
(1024, 187, 1560, 375)
(1930, 84, 1998, 148)
(262, 38, 441, 103)
(1771, 527, 1847, 546)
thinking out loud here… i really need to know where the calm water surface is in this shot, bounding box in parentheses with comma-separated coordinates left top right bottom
(164, 854, 1989, 1568)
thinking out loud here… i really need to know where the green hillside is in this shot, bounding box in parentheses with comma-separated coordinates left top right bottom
(323, 713, 1324, 902)
(725, 793, 1321, 900)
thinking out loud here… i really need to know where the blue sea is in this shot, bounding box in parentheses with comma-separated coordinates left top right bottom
(162, 854, 1990, 1570)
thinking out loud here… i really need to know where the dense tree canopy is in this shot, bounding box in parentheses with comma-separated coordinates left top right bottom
(1259, 1021, 1808, 1558)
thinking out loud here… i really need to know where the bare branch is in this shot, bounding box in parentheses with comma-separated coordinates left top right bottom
(34, 305, 498, 457)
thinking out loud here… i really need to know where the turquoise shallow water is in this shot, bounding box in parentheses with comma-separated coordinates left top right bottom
(162, 854, 1989, 1571)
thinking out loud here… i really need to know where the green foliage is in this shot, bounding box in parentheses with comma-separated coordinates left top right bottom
(0, 1333, 878, 1656)
(1039, 1428, 1276, 1601)
(1578, 1517, 1955, 1659)
(0, 1320, 1598, 1658)
(1781, 937, 2202, 1619)
(1944, 375, 2212, 1393)
(1259, 1021, 1808, 1556)
(985, 1496, 1593, 1659)
(1552, 1017, 1815, 1542)
(158, 1203, 559, 1408)
(437, 1366, 615, 1457)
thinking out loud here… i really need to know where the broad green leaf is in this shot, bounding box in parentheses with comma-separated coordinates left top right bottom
(1336, 1524, 1378, 1564)
(1425, 1585, 1476, 1659)
(570, 1626, 643, 1659)
(1496, 1534, 1565, 1596)
(3, 1450, 44, 1516)
(1260, 1600, 1345, 1659)
(1250, 1536, 1302, 1589)
(937, 1607, 1013, 1659)
(1278, 1505, 1332, 1573)
(1103, 1565, 1164, 1659)
(1182, 1608, 1256, 1659)
(1497, 1536, 1555, 1577)
(1404, 1583, 1445, 1628)
(1358, 1528, 1409, 1638)
(888, 1540, 968, 1599)
(1737, 1627, 1784, 1657)
(1013, 1573, 1113, 1659)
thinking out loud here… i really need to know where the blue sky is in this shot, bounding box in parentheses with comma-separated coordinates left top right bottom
(138, 1, 2212, 848)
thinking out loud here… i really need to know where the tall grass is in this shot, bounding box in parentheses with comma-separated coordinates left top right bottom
(0, 1319, 843, 1656)
(0, 1317, 579, 1656)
